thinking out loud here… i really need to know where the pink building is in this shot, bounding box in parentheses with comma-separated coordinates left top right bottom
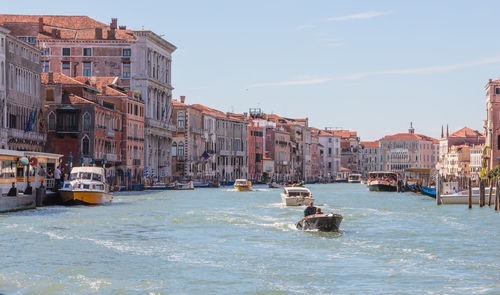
(485, 79, 500, 171)
(248, 123, 264, 182)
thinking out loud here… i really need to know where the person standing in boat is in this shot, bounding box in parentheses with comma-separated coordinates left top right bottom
(304, 201, 316, 217)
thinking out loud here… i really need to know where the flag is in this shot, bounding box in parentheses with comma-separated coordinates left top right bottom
(24, 111, 33, 132)
(32, 108, 37, 125)
(202, 151, 210, 160)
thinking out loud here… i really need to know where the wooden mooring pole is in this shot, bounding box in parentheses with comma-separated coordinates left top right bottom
(495, 180, 500, 211)
(488, 178, 493, 207)
(479, 179, 485, 208)
(436, 175, 442, 206)
(468, 178, 472, 209)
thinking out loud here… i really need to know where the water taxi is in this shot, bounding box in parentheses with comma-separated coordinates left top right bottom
(234, 179, 253, 191)
(280, 186, 314, 206)
(367, 171, 398, 192)
(59, 167, 112, 205)
(348, 173, 362, 183)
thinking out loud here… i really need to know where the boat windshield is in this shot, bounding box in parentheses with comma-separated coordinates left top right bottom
(288, 191, 310, 197)
(70, 172, 101, 181)
(92, 173, 102, 181)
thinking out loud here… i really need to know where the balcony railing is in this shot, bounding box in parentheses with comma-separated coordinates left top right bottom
(9, 129, 46, 141)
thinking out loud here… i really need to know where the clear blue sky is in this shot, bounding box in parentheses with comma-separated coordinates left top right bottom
(4, 0, 500, 140)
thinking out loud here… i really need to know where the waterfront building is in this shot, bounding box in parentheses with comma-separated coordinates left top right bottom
(42, 72, 122, 185)
(329, 129, 360, 174)
(310, 129, 321, 182)
(2, 25, 44, 151)
(379, 124, 439, 175)
(360, 141, 382, 179)
(248, 122, 264, 183)
(191, 104, 248, 183)
(0, 27, 7, 148)
(317, 129, 341, 182)
(0, 15, 176, 180)
(171, 97, 205, 181)
(265, 126, 292, 182)
(438, 126, 484, 178)
(484, 78, 500, 171)
(76, 76, 145, 189)
(470, 145, 483, 181)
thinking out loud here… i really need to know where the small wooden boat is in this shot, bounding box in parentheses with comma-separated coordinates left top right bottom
(421, 186, 436, 198)
(296, 213, 343, 232)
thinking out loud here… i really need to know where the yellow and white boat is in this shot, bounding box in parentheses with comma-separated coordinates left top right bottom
(59, 167, 112, 205)
(234, 179, 253, 191)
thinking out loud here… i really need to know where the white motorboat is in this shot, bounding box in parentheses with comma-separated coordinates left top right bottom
(348, 174, 362, 183)
(280, 186, 314, 206)
(440, 187, 496, 205)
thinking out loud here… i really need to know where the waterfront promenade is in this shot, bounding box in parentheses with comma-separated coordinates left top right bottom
(0, 183, 498, 294)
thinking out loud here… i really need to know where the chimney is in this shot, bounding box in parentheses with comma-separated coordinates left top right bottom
(48, 72, 54, 84)
(95, 28, 103, 40)
(108, 28, 116, 40)
(54, 29, 61, 39)
(110, 18, 118, 30)
(38, 17, 44, 33)
(119, 25, 127, 30)
(180, 96, 186, 104)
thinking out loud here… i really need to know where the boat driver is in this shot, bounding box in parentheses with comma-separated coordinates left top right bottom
(304, 201, 316, 217)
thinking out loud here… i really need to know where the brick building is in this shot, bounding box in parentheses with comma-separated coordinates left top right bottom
(248, 122, 264, 183)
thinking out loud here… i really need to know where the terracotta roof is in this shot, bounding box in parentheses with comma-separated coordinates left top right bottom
(172, 99, 187, 107)
(41, 72, 88, 86)
(380, 133, 438, 143)
(0, 15, 136, 41)
(74, 76, 126, 97)
(67, 93, 97, 105)
(360, 141, 380, 148)
(328, 130, 357, 139)
(449, 127, 483, 138)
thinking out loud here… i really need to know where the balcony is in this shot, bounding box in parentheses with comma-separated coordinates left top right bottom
(9, 129, 46, 142)
(106, 127, 115, 138)
(189, 127, 203, 134)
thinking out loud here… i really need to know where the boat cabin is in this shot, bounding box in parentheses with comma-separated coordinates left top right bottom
(368, 171, 398, 181)
(282, 187, 312, 198)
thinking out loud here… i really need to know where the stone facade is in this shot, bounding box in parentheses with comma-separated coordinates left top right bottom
(360, 141, 382, 178)
(317, 129, 341, 181)
(0, 27, 7, 148)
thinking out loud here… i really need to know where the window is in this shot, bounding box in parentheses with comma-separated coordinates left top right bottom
(62, 61, 70, 76)
(46, 89, 54, 101)
(122, 62, 131, 78)
(498, 135, 500, 150)
(28, 37, 36, 43)
(83, 48, 92, 56)
(48, 112, 56, 131)
(62, 48, 70, 56)
(83, 62, 91, 76)
(82, 136, 90, 155)
(496, 88, 500, 95)
(123, 49, 131, 56)
(172, 142, 177, 157)
(83, 113, 91, 131)
(177, 112, 184, 127)
(42, 60, 50, 72)
(41, 48, 49, 55)
(18, 37, 27, 42)
(178, 142, 184, 156)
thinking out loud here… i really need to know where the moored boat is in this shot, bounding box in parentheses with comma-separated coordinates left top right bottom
(59, 167, 112, 205)
(178, 181, 194, 190)
(421, 186, 436, 198)
(367, 171, 398, 192)
(234, 179, 253, 191)
(348, 174, 362, 183)
(440, 187, 495, 204)
(280, 186, 314, 206)
(268, 182, 281, 188)
(296, 213, 343, 232)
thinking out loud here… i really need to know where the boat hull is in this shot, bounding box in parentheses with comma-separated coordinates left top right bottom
(348, 180, 361, 183)
(421, 186, 436, 198)
(281, 195, 314, 206)
(368, 184, 397, 192)
(296, 214, 343, 232)
(59, 190, 112, 205)
(235, 186, 252, 191)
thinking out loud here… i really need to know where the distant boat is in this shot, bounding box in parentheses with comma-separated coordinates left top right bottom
(234, 179, 253, 191)
(296, 213, 343, 232)
(280, 186, 314, 206)
(367, 171, 398, 192)
(348, 174, 362, 183)
(178, 181, 194, 190)
(421, 186, 436, 198)
(193, 181, 210, 188)
(268, 182, 281, 188)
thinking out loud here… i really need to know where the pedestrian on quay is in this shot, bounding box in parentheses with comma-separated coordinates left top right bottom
(54, 166, 61, 188)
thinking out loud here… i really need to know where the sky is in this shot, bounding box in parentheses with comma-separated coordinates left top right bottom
(3, 0, 500, 140)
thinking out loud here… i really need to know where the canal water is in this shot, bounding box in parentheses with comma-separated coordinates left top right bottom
(0, 183, 499, 294)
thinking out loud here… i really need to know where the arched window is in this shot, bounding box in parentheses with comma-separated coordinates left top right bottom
(172, 142, 177, 157)
(82, 136, 90, 155)
(48, 112, 56, 131)
(177, 112, 184, 127)
(178, 142, 184, 156)
(83, 112, 91, 131)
